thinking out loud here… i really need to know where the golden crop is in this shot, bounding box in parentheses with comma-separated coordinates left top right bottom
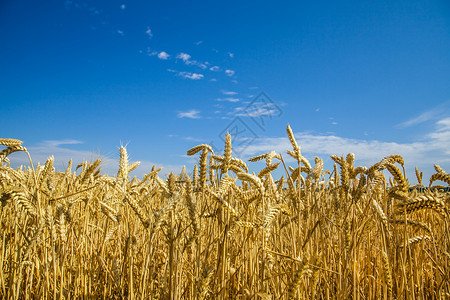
(0, 126, 448, 299)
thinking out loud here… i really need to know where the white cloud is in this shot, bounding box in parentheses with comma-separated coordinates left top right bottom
(399, 110, 438, 128)
(167, 69, 204, 80)
(237, 118, 450, 182)
(183, 136, 204, 142)
(177, 72, 204, 80)
(225, 69, 235, 76)
(210, 78, 217, 82)
(40, 139, 84, 147)
(117, 29, 124, 36)
(221, 90, 237, 95)
(157, 51, 170, 60)
(120, 4, 126, 10)
(146, 48, 157, 56)
(237, 108, 279, 118)
(176, 53, 207, 69)
(216, 97, 240, 103)
(195, 41, 203, 45)
(177, 109, 201, 119)
(234, 101, 281, 118)
(398, 101, 450, 128)
(209, 66, 220, 71)
(177, 52, 191, 62)
(145, 27, 153, 38)
(228, 52, 234, 58)
(428, 118, 450, 153)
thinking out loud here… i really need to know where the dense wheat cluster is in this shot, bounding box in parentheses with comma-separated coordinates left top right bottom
(0, 125, 449, 299)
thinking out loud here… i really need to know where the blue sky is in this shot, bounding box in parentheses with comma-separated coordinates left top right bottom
(1, 0, 450, 182)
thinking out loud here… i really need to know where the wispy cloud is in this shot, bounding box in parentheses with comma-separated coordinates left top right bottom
(217, 97, 240, 103)
(428, 118, 450, 154)
(234, 101, 281, 118)
(221, 90, 237, 95)
(157, 51, 170, 60)
(176, 52, 207, 69)
(177, 109, 201, 119)
(117, 29, 124, 36)
(236, 107, 279, 118)
(195, 41, 203, 45)
(399, 110, 439, 128)
(183, 136, 204, 142)
(41, 139, 84, 147)
(238, 118, 450, 181)
(225, 69, 235, 77)
(65, 0, 101, 15)
(209, 66, 220, 71)
(178, 72, 204, 80)
(167, 69, 204, 80)
(120, 4, 126, 10)
(145, 48, 158, 56)
(228, 52, 234, 58)
(145, 27, 153, 38)
(398, 101, 450, 128)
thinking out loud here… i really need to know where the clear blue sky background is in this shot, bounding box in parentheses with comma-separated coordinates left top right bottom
(1, 0, 450, 182)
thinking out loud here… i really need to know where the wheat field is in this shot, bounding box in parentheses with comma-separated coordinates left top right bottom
(0, 125, 449, 299)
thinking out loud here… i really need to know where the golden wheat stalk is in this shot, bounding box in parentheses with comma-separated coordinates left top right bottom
(386, 163, 408, 190)
(430, 169, 450, 186)
(367, 154, 404, 174)
(399, 235, 432, 248)
(372, 198, 388, 227)
(287, 262, 312, 298)
(0, 145, 27, 163)
(187, 144, 213, 156)
(124, 195, 150, 228)
(389, 219, 434, 237)
(381, 251, 393, 299)
(258, 162, 280, 178)
(10, 190, 37, 217)
(396, 194, 447, 216)
(117, 146, 129, 182)
(306, 156, 323, 182)
(0, 138, 23, 147)
(237, 172, 265, 195)
(197, 266, 215, 299)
